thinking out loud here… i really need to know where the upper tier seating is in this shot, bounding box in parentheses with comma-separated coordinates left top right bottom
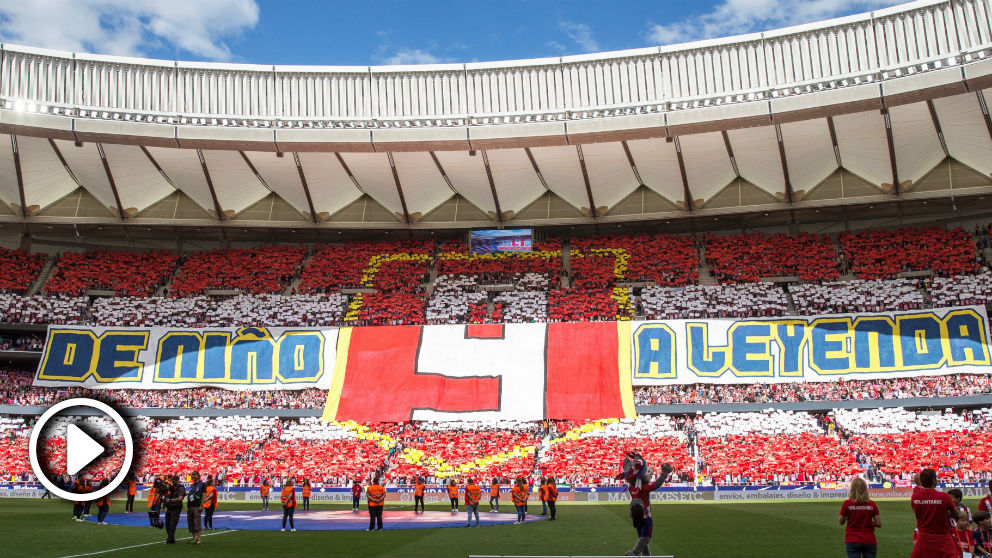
(839, 226, 977, 279)
(704, 232, 839, 283)
(45, 250, 179, 296)
(170, 246, 306, 296)
(0, 247, 46, 295)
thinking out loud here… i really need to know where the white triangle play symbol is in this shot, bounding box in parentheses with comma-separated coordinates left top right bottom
(66, 424, 105, 476)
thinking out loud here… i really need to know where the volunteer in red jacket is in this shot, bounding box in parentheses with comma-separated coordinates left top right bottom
(839, 478, 881, 558)
(911, 468, 960, 558)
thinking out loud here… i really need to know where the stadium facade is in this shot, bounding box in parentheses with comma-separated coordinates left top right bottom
(0, 0, 991, 247)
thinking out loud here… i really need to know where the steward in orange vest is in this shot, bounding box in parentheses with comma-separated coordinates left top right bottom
(489, 478, 501, 512)
(447, 480, 459, 513)
(260, 479, 271, 511)
(94, 479, 111, 525)
(465, 479, 482, 527)
(125, 477, 137, 512)
(413, 478, 426, 513)
(301, 479, 312, 511)
(366, 478, 386, 531)
(280, 479, 297, 532)
(202, 478, 218, 530)
(545, 477, 559, 521)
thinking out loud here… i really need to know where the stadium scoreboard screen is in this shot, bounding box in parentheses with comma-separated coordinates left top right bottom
(469, 229, 532, 254)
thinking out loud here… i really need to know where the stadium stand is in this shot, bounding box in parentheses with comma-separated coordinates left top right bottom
(838, 226, 978, 279)
(170, 246, 307, 296)
(0, 248, 46, 295)
(640, 283, 787, 319)
(703, 232, 839, 283)
(44, 250, 179, 296)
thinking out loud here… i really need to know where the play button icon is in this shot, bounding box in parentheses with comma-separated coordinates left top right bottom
(65, 423, 107, 476)
(29, 398, 134, 502)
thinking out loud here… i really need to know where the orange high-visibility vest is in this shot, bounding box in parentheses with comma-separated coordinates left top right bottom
(280, 486, 297, 509)
(465, 484, 482, 506)
(203, 486, 217, 509)
(367, 484, 386, 507)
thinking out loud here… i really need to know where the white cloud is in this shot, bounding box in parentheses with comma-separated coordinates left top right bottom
(382, 48, 442, 65)
(0, 0, 259, 60)
(647, 0, 901, 46)
(558, 21, 599, 53)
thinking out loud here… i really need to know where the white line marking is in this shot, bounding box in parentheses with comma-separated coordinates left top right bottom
(58, 529, 237, 558)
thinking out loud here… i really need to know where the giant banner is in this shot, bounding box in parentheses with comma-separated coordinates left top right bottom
(631, 306, 992, 385)
(33, 307, 992, 417)
(34, 326, 337, 390)
(321, 322, 635, 422)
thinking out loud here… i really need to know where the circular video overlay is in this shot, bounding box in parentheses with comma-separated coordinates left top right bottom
(29, 398, 134, 502)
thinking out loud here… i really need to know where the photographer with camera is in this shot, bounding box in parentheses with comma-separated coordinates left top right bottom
(163, 474, 186, 545)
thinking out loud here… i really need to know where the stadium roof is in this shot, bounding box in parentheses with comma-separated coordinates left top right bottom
(2, 0, 992, 231)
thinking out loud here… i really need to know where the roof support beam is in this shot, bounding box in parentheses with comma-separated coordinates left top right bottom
(10, 135, 27, 218)
(574, 145, 598, 218)
(479, 150, 504, 224)
(620, 140, 645, 186)
(976, 91, 992, 146)
(673, 137, 694, 211)
(292, 152, 319, 224)
(773, 125, 795, 204)
(196, 149, 225, 220)
(880, 107, 901, 195)
(826, 116, 843, 167)
(524, 147, 551, 191)
(96, 143, 126, 219)
(385, 152, 412, 224)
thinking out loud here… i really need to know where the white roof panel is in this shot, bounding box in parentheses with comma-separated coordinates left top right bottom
(339, 152, 404, 217)
(726, 126, 784, 196)
(625, 138, 686, 204)
(833, 110, 891, 187)
(433, 151, 498, 214)
(200, 150, 272, 216)
(678, 132, 736, 202)
(100, 143, 177, 215)
(16, 136, 80, 213)
(579, 142, 640, 210)
(888, 102, 945, 187)
(483, 148, 545, 217)
(53, 140, 117, 211)
(934, 92, 992, 176)
(244, 151, 310, 215)
(296, 152, 363, 219)
(0, 135, 20, 208)
(529, 145, 589, 212)
(144, 147, 216, 215)
(779, 119, 837, 196)
(390, 151, 456, 220)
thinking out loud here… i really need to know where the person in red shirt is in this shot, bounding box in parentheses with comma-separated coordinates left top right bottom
(955, 516, 976, 558)
(911, 468, 961, 558)
(839, 478, 881, 558)
(980, 481, 992, 519)
(351, 480, 363, 513)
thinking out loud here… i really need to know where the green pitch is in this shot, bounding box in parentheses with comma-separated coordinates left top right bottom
(0, 497, 978, 558)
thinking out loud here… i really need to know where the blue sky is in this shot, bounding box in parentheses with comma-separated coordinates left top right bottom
(0, 0, 902, 66)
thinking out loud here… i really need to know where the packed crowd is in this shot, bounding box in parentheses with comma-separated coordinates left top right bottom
(0, 247, 46, 295)
(838, 226, 978, 279)
(0, 370, 328, 409)
(640, 282, 788, 319)
(3, 408, 991, 485)
(790, 278, 926, 314)
(633, 374, 992, 405)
